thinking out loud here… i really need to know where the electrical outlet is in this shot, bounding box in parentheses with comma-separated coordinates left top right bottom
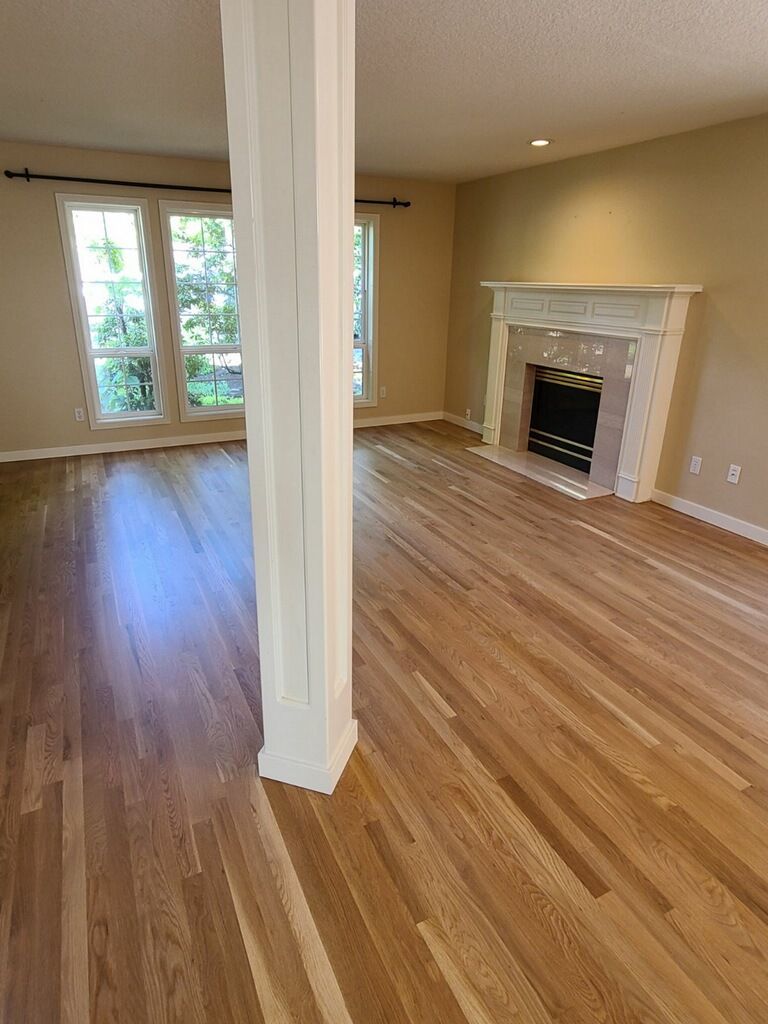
(689, 455, 702, 475)
(465, 408, 471, 420)
(727, 464, 741, 484)
(74, 407, 85, 422)
(379, 385, 387, 399)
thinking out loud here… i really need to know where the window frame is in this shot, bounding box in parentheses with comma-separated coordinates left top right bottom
(159, 200, 245, 422)
(56, 193, 169, 429)
(353, 212, 379, 408)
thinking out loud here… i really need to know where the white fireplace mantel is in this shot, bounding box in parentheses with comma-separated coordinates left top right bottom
(480, 281, 702, 502)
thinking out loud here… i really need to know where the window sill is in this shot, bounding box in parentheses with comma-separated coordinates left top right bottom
(179, 407, 247, 423)
(89, 413, 171, 430)
(353, 397, 378, 410)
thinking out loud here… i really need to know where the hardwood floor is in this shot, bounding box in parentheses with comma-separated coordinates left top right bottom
(2, 422, 768, 1023)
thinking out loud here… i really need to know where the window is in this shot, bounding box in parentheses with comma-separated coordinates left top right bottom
(160, 202, 243, 419)
(57, 195, 166, 426)
(353, 214, 378, 405)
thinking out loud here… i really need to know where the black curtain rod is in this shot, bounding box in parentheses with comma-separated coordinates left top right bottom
(355, 196, 411, 208)
(3, 168, 411, 207)
(4, 167, 231, 193)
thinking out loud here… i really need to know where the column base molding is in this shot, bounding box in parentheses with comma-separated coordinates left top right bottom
(258, 719, 358, 794)
(615, 472, 643, 502)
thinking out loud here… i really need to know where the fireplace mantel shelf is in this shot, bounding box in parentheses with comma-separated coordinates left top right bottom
(479, 280, 703, 503)
(481, 281, 703, 294)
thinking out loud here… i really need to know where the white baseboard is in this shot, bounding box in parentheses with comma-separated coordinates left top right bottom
(257, 719, 358, 795)
(354, 411, 484, 433)
(652, 490, 768, 547)
(4, 412, 481, 463)
(0, 429, 247, 463)
(353, 411, 444, 428)
(442, 411, 484, 434)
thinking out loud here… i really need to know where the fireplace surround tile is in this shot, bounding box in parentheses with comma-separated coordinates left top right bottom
(499, 327, 635, 490)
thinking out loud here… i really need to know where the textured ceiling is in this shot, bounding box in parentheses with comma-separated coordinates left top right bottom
(3, 0, 768, 181)
(1, 0, 229, 164)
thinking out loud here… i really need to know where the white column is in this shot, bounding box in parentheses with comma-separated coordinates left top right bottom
(220, 0, 357, 793)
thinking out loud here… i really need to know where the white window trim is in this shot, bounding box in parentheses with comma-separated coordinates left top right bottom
(56, 193, 169, 429)
(159, 200, 245, 422)
(354, 211, 379, 408)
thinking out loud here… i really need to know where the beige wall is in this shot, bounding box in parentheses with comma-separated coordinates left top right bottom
(0, 139, 238, 453)
(353, 174, 455, 422)
(444, 114, 768, 529)
(0, 140, 455, 453)
(8, 124, 763, 528)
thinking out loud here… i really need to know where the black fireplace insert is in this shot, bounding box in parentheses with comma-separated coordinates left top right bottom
(527, 366, 603, 473)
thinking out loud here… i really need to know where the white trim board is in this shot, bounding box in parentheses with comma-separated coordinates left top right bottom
(652, 490, 768, 548)
(0, 429, 246, 463)
(2, 413, 477, 462)
(3, 414, 481, 462)
(354, 411, 483, 432)
(353, 411, 444, 428)
(442, 411, 484, 434)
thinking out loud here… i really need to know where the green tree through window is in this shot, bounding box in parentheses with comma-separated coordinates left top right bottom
(88, 238, 155, 413)
(62, 200, 163, 423)
(166, 210, 244, 412)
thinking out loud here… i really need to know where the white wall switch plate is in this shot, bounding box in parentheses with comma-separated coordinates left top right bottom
(689, 455, 702, 475)
(727, 464, 741, 484)
(379, 385, 386, 399)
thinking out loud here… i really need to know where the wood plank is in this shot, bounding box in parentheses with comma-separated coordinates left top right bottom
(1, 425, 768, 1022)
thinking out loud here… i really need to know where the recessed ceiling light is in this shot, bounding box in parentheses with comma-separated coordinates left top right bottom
(529, 138, 552, 147)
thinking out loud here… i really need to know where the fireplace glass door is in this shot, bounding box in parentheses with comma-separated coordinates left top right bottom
(527, 366, 602, 472)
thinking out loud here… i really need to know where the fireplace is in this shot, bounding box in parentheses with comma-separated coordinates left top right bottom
(527, 366, 603, 472)
(474, 282, 702, 501)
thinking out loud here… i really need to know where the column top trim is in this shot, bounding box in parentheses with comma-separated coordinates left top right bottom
(481, 281, 703, 295)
